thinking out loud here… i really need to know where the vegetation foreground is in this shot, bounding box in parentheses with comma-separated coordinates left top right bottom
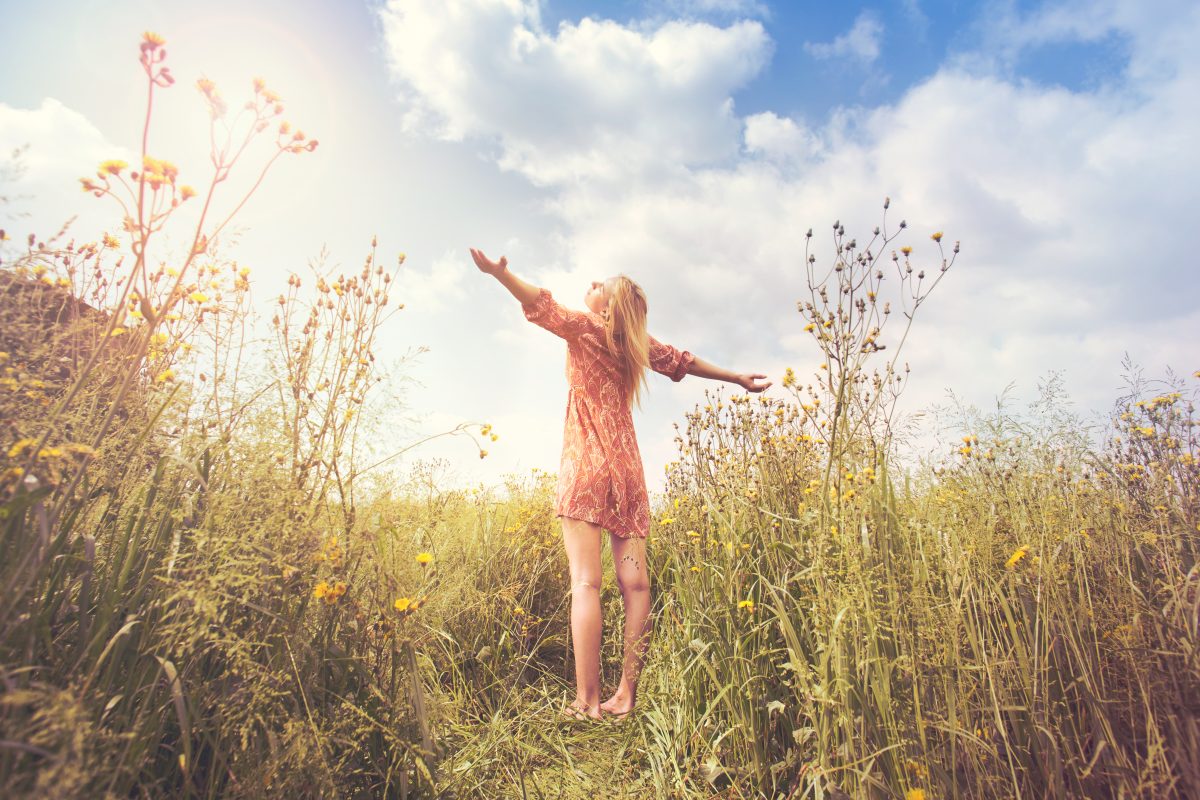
(1, 32, 1197, 800)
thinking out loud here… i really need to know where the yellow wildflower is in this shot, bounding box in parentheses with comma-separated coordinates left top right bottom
(7, 438, 38, 458)
(906, 790, 926, 800)
(930, 231, 943, 242)
(737, 599, 755, 613)
(1005, 546, 1029, 570)
(901, 246, 912, 256)
(188, 291, 208, 304)
(155, 369, 175, 383)
(394, 597, 412, 612)
(142, 31, 165, 49)
(313, 580, 330, 599)
(415, 552, 433, 565)
(99, 159, 128, 176)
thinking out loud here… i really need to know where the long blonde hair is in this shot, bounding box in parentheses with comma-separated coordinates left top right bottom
(600, 274, 650, 410)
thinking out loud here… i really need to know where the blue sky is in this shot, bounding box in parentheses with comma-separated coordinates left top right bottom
(2, 0, 1196, 499)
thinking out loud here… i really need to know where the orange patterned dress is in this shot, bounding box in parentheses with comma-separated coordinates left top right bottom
(522, 287, 695, 539)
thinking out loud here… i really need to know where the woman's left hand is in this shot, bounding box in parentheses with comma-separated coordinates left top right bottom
(470, 247, 508, 276)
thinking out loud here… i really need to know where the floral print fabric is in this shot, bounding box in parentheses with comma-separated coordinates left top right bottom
(522, 286, 695, 539)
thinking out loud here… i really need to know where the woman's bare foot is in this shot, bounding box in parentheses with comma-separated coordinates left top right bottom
(600, 685, 636, 717)
(561, 698, 603, 721)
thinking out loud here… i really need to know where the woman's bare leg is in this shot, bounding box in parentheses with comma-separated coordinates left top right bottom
(560, 515, 604, 719)
(600, 533, 651, 715)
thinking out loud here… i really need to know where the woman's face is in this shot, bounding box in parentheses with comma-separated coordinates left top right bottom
(585, 279, 611, 315)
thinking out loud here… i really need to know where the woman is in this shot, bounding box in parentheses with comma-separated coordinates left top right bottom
(469, 247, 772, 722)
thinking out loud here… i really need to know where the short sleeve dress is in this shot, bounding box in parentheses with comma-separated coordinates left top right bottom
(522, 287, 695, 539)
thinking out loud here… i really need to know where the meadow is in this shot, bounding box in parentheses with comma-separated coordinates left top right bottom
(1, 32, 1197, 800)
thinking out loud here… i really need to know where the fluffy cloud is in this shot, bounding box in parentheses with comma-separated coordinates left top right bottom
(0, 98, 134, 243)
(377, 0, 771, 184)
(803, 11, 884, 65)
(743, 111, 823, 165)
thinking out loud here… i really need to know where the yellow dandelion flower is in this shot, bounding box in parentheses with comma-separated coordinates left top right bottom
(188, 291, 208, 304)
(180, 185, 196, 200)
(7, 438, 38, 458)
(906, 790, 926, 800)
(394, 597, 411, 612)
(930, 232, 943, 242)
(687, 530, 701, 538)
(99, 159, 128, 176)
(737, 599, 755, 613)
(313, 580, 330, 599)
(690, 565, 701, 572)
(155, 369, 175, 383)
(415, 552, 433, 565)
(659, 517, 675, 525)
(901, 246, 912, 256)
(102, 233, 120, 248)
(1005, 546, 1029, 570)
(142, 31, 165, 49)
(479, 449, 488, 459)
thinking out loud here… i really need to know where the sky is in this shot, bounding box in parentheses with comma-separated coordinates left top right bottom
(1, 0, 1197, 502)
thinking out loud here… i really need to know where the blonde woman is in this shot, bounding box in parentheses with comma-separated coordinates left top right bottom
(470, 247, 772, 722)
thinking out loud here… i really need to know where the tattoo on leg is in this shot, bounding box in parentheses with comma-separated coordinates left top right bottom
(620, 553, 641, 571)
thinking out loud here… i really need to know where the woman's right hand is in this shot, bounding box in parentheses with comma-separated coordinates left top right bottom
(470, 247, 508, 276)
(736, 373, 772, 393)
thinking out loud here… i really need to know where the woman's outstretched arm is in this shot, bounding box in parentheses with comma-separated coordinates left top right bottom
(688, 355, 772, 392)
(469, 247, 539, 305)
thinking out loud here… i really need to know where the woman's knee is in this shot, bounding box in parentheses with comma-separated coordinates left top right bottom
(571, 579, 602, 595)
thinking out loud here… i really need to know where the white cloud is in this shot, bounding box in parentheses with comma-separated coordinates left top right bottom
(743, 111, 822, 164)
(804, 11, 884, 65)
(0, 98, 135, 243)
(398, 248, 471, 315)
(377, 0, 771, 184)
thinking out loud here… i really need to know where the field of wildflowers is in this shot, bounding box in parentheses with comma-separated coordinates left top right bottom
(1, 32, 1197, 800)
